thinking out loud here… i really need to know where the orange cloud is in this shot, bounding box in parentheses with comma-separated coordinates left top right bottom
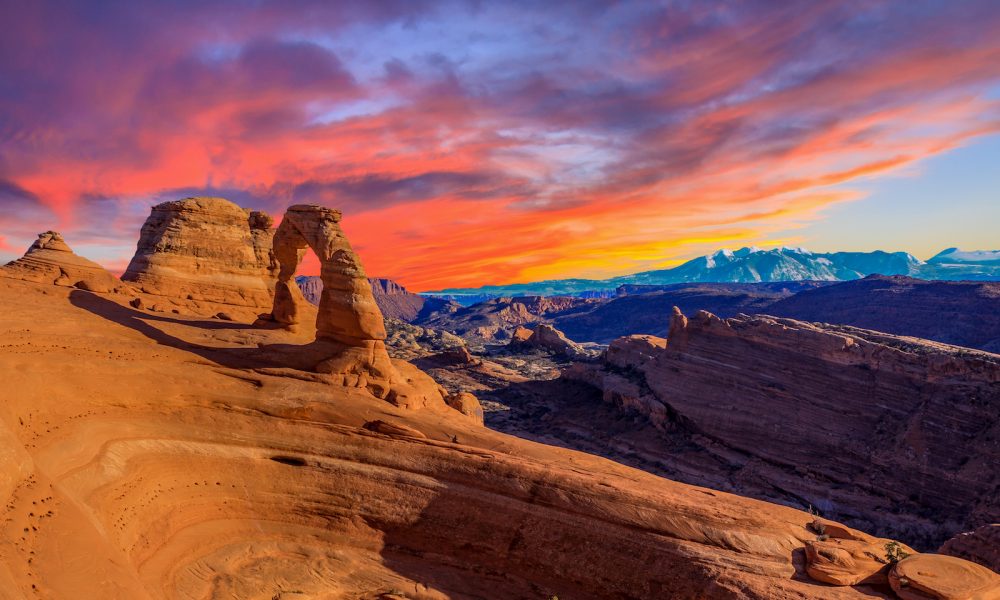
(1, 1, 999, 290)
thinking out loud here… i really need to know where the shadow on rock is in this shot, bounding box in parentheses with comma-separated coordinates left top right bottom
(69, 290, 343, 373)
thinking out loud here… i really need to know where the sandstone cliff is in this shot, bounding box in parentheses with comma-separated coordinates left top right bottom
(419, 294, 598, 341)
(565, 308, 1000, 549)
(121, 197, 277, 307)
(939, 524, 1000, 573)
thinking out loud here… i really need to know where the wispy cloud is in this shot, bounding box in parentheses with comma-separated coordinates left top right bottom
(0, 1, 998, 288)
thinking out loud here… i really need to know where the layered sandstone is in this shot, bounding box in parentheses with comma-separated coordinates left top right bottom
(939, 524, 1000, 573)
(566, 308, 1000, 549)
(0, 274, 918, 600)
(1, 231, 125, 293)
(121, 197, 277, 307)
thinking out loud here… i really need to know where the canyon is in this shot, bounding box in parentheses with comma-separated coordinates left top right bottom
(414, 277, 1000, 350)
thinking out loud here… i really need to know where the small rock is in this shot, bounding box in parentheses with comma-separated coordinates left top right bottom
(446, 392, 484, 425)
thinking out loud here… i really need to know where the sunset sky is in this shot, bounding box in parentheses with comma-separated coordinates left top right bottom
(1, 1, 999, 291)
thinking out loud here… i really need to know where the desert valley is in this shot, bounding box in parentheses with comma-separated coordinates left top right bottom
(0, 196, 996, 599)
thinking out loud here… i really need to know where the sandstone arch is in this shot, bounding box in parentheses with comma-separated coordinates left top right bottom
(267, 205, 460, 413)
(270, 204, 385, 344)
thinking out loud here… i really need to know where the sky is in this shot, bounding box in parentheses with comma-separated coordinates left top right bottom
(1, 1, 999, 291)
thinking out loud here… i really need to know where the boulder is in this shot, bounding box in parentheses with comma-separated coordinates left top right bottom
(445, 392, 484, 425)
(889, 554, 1000, 600)
(0, 231, 124, 294)
(510, 326, 534, 343)
(508, 323, 593, 359)
(435, 345, 481, 366)
(804, 538, 893, 586)
(121, 197, 277, 307)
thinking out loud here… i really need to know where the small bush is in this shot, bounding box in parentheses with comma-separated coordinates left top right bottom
(816, 534, 829, 541)
(808, 519, 827, 535)
(885, 541, 909, 563)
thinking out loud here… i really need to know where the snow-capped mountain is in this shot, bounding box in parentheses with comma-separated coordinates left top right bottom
(425, 247, 998, 299)
(919, 248, 1000, 280)
(927, 248, 1000, 265)
(612, 246, 922, 285)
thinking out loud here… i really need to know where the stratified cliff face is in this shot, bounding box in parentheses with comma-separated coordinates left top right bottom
(122, 197, 277, 307)
(940, 524, 1000, 573)
(566, 309, 1000, 549)
(419, 295, 598, 341)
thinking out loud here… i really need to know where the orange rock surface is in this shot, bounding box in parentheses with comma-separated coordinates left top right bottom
(889, 554, 1000, 600)
(0, 274, 901, 599)
(1, 231, 125, 293)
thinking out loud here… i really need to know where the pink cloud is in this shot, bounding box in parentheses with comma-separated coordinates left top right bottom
(1, 1, 999, 290)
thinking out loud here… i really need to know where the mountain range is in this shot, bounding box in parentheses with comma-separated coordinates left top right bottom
(428, 246, 1000, 301)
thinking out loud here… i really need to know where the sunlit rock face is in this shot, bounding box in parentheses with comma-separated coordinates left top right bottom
(939, 524, 1000, 573)
(122, 197, 278, 308)
(0, 272, 920, 600)
(266, 204, 469, 413)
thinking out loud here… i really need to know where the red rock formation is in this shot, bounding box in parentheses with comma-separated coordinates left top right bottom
(566, 308, 1000, 549)
(507, 323, 594, 359)
(939, 524, 1000, 573)
(266, 204, 478, 416)
(889, 554, 1000, 599)
(1, 231, 126, 293)
(122, 197, 277, 307)
(269, 205, 385, 343)
(444, 391, 484, 424)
